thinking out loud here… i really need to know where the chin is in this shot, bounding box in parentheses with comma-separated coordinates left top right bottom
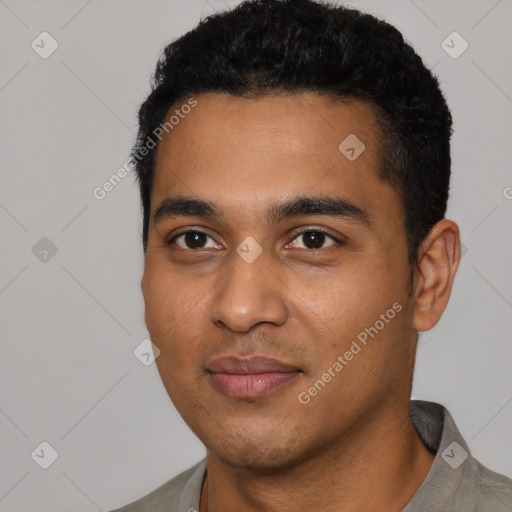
(212, 442, 299, 472)
(204, 424, 317, 474)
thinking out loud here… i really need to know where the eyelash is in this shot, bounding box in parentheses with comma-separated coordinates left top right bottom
(165, 228, 345, 251)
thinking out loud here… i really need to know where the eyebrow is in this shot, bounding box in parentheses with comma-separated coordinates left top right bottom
(152, 195, 370, 227)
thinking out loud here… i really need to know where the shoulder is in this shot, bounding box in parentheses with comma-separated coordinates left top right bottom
(474, 460, 512, 511)
(408, 400, 512, 511)
(109, 458, 207, 512)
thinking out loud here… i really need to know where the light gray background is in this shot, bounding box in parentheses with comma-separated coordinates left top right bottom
(1, 0, 511, 510)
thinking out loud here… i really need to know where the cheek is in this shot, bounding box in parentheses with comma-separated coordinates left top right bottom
(292, 258, 408, 364)
(142, 266, 206, 349)
(294, 265, 385, 332)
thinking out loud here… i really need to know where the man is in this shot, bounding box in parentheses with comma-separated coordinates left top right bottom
(112, 0, 512, 510)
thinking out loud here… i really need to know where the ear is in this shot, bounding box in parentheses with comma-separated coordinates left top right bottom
(412, 219, 461, 332)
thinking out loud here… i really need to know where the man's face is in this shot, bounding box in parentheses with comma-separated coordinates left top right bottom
(142, 92, 417, 469)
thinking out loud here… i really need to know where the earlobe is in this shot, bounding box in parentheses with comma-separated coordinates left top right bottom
(412, 219, 461, 332)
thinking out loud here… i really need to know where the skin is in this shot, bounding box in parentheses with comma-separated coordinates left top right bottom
(141, 92, 461, 512)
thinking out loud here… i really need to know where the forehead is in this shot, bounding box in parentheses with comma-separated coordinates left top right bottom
(152, 92, 398, 223)
(155, 92, 381, 167)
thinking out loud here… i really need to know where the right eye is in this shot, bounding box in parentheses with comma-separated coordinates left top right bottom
(168, 230, 222, 250)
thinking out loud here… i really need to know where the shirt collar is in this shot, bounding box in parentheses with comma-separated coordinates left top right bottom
(404, 399, 480, 511)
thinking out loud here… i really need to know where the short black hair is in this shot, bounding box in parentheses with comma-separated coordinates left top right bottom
(132, 0, 453, 268)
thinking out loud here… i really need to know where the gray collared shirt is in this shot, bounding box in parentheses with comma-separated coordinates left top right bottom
(111, 400, 512, 511)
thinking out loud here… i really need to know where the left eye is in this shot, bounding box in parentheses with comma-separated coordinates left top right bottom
(286, 230, 339, 250)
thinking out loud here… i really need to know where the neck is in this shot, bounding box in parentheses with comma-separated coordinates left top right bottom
(200, 400, 435, 512)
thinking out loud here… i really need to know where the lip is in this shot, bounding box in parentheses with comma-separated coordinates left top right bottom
(206, 355, 301, 398)
(206, 355, 299, 374)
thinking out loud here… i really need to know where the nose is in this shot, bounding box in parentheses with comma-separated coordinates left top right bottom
(210, 247, 289, 333)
